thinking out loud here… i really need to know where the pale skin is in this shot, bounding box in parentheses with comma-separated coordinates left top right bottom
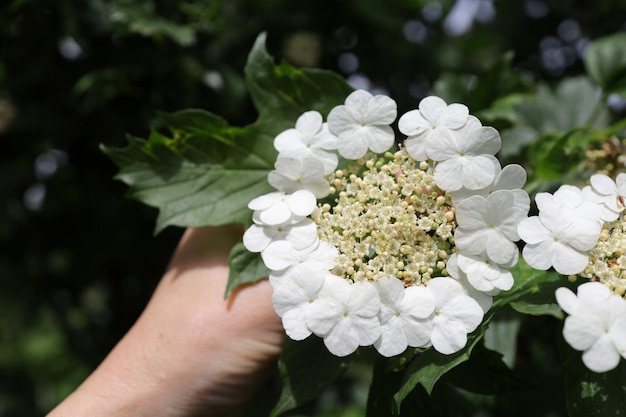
(47, 225, 285, 417)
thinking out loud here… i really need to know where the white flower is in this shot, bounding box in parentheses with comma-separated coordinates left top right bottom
(398, 96, 469, 161)
(583, 173, 626, 221)
(556, 282, 626, 372)
(261, 239, 337, 272)
(427, 126, 501, 191)
(274, 110, 339, 175)
(267, 157, 330, 198)
(446, 253, 495, 313)
(518, 192, 602, 275)
(553, 184, 603, 224)
(413, 277, 484, 355)
(456, 252, 515, 292)
(327, 90, 397, 160)
(373, 276, 436, 356)
(306, 275, 381, 356)
(269, 269, 326, 340)
(242, 217, 318, 253)
(248, 190, 317, 225)
(455, 190, 527, 265)
(451, 163, 530, 212)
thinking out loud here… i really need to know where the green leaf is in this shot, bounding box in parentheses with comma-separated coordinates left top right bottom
(584, 33, 626, 96)
(444, 343, 529, 395)
(101, 113, 275, 232)
(270, 337, 351, 417)
(103, 33, 352, 233)
(515, 77, 609, 134)
(392, 324, 486, 410)
(225, 242, 269, 298)
(110, 2, 196, 46)
(493, 258, 564, 310)
(483, 309, 521, 368)
(560, 335, 626, 417)
(245, 32, 353, 126)
(392, 259, 564, 412)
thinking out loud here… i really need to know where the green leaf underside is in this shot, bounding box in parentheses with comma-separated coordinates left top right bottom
(270, 337, 351, 417)
(225, 242, 269, 298)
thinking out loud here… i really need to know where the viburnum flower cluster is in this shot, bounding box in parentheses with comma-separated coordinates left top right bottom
(518, 173, 626, 372)
(244, 90, 530, 357)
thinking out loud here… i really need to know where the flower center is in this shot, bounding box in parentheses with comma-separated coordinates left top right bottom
(581, 219, 626, 297)
(312, 148, 456, 287)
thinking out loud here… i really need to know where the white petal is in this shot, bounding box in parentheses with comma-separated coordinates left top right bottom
(427, 128, 462, 161)
(322, 318, 360, 357)
(551, 243, 590, 275)
(398, 110, 429, 135)
(431, 319, 468, 354)
(555, 287, 578, 315)
(418, 96, 447, 123)
(295, 110, 323, 137)
(282, 308, 313, 340)
(522, 241, 556, 271)
(433, 158, 464, 191)
(402, 285, 436, 318)
(337, 129, 370, 159)
(459, 155, 498, 190)
(284, 219, 319, 249)
(590, 174, 616, 195)
(242, 224, 272, 252)
(439, 103, 469, 129)
(581, 335, 621, 372)
(375, 318, 409, 357)
(518, 216, 552, 245)
(286, 189, 317, 217)
(404, 134, 429, 161)
(367, 94, 397, 124)
(365, 125, 395, 153)
(495, 164, 527, 190)
(466, 126, 501, 156)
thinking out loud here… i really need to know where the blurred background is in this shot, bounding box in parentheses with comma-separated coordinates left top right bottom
(1, 0, 625, 415)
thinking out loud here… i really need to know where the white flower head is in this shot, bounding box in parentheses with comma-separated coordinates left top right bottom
(327, 89, 397, 160)
(518, 192, 602, 275)
(243, 92, 524, 358)
(556, 282, 626, 372)
(274, 110, 339, 175)
(248, 190, 317, 225)
(374, 276, 436, 356)
(306, 275, 381, 357)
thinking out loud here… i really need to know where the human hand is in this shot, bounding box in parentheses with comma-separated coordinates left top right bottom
(47, 225, 285, 417)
